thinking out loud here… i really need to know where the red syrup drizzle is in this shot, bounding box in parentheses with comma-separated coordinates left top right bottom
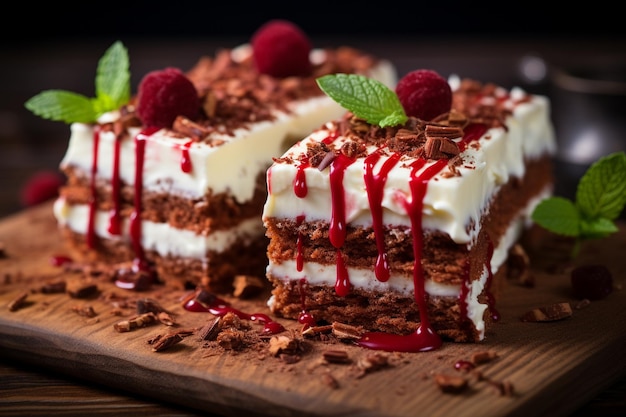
(294, 156, 310, 198)
(183, 288, 285, 335)
(50, 254, 73, 267)
(86, 127, 101, 249)
(297, 278, 316, 328)
(358, 123, 491, 352)
(180, 140, 193, 173)
(328, 153, 356, 296)
(115, 127, 160, 290)
(295, 215, 305, 272)
(107, 134, 123, 235)
(364, 149, 401, 282)
(358, 159, 445, 352)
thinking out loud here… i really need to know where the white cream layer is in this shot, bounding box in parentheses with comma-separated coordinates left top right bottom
(266, 192, 549, 341)
(54, 198, 265, 258)
(59, 54, 396, 205)
(54, 49, 396, 255)
(263, 86, 557, 246)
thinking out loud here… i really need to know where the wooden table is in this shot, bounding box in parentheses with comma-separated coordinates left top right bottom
(0, 359, 623, 416)
(1, 35, 625, 417)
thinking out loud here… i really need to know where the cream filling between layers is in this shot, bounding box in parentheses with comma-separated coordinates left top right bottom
(53, 198, 264, 259)
(266, 187, 551, 341)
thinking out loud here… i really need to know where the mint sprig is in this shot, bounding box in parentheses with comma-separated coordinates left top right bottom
(532, 151, 626, 257)
(316, 74, 408, 127)
(25, 41, 130, 124)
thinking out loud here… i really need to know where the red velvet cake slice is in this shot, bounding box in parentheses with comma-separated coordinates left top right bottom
(25, 20, 396, 293)
(262, 71, 557, 349)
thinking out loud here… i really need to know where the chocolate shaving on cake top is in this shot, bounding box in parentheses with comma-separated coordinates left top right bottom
(298, 78, 529, 168)
(167, 47, 381, 140)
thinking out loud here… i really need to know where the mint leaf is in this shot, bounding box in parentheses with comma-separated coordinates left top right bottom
(531, 151, 626, 258)
(316, 74, 408, 127)
(24, 90, 98, 123)
(531, 196, 580, 237)
(25, 41, 131, 124)
(95, 40, 130, 110)
(576, 151, 626, 220)
(579, 216, 619, 238)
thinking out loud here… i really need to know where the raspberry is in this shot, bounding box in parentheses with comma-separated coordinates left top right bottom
(395, 69, 452, 121)
(136, 67, 200, 129)
(570, 264, 613, 300)
(20, 170, 65, 207)
(251, 20, 312, 78)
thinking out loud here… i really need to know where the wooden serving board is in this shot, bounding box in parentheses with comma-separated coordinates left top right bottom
(0, 203, 624, 417)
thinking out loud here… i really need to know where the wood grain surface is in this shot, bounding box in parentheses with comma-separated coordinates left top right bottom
(0, 203, 625, 417)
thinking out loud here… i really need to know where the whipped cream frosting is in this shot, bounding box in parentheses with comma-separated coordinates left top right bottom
(53, 48, 397, 260)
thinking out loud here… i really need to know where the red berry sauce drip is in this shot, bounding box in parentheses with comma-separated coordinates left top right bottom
(364, 149, 401, 282)
(358, 159, 446, 352)
(86, 127, 101, 249)
(180, 140, 193, 173)
(296, 215, 305, 272)
(121, 127, 160, 289)
(297, 278, 316, 329)
(328, 153, 356, 296)
(183, 288, 285, 335)
(50, 254, 73, 267)
(294, 156, 310, 198)
(454, 360, 476, 372)
(107, 134, 123, 236)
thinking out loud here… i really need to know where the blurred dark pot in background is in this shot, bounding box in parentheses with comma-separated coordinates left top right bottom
(549, 64, 626, 213)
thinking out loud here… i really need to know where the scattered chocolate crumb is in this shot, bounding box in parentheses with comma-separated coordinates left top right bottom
(269, 333, 304, 357)
(66, 280, 99, 299)
(7, 292, 29, 312)
(40, 280, 67, 294)
(471, 350, 498, 365)
(354, 352, 390, 378)
(331, 322, 363, 340)
(520, 302, 573, 322)
(322, 372, 340, 389)
(71, 304, 97, 318)
(434, 373, 469, 394)
(198, 317, 222, 341)
(574, 299, 591, 310)
(232, 275, 265, 298)
(323, 349, 352, 364)
(149, 332, 184, 352)
(113, 312, 158, 332)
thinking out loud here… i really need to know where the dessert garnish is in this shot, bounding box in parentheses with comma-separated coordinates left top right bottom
(24, 41, 130, 124)
(251, 19, 312, 78)
(395, 69, 453, 121)
(316, 73, 408, 127)
(135, 67, 200, 128)
(531, 151, 626, 257)
(316, 69, 452, 127)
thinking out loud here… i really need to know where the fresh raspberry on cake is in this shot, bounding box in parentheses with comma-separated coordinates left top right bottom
(395, 69, 452, 121)
(251, 19, 312, 78)
(136, 67, 200, 128)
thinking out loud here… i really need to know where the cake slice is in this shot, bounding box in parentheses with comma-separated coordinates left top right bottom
(262, 70, 557, 349)
(26, 20, 396, 292)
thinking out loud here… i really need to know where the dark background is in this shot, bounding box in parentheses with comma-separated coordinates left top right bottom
(1, 2, 625, 217)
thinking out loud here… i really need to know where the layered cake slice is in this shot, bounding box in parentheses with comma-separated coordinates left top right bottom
(262, 70, 557, 349)
(26, 20, 396, 292)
